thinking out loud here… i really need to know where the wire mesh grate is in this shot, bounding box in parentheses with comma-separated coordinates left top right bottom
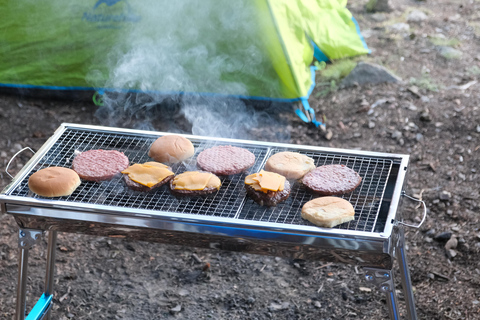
(9, 128, 268, 219)
(8, 128, 394, 233)
(237, 148, 393, 232)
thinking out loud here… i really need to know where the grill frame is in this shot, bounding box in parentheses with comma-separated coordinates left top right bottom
(1, 123, 409, 268)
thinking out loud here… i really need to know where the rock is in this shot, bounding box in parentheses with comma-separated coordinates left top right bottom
(313, 301, 322, 308)
(407, 86, 421, 97)
(269, 302, 290, 312)
(434, 232, 452, 242)
(419, 109, 432, 122)
(387, 23, 410, 33)
(416, 133, 424, 142)
(425, 228, 436, 237)
(476, 125, 480, 133)
(407, 10, 428, 23)
(170, 304, 182, 314)
(11, 143, 23, 153)
(392, 130, 402, 140)
(421, 96, 430, 103)
(370, 13, 387, 22)
(368, 121, 376, 129)
(446, 249, 457, 259)
(340, 62, 402, 88)
(366, 0, 394, 13)
(439, 190, 451, 201)
(437, 46, 463, 60)
(178, 289, 190, 297)
(325, 129, 333, 141)
(445, 237, 458, 250)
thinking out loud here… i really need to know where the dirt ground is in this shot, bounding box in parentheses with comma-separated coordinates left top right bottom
(1, 0, 480, 319)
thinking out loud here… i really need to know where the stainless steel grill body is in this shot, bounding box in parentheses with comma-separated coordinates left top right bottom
(1, 123, 409, 269)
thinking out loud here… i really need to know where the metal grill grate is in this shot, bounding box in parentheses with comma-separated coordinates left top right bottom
(8, 127, 393, 233)
(238, 148, 393, 232)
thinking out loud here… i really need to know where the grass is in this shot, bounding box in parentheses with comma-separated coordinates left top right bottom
(409, 74, 441, 92)
(468, 66, 480, 77)
(314, 59, 357, 97)
(430, 37, 461, 47)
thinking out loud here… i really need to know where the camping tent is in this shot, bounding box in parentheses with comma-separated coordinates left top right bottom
(0, 0, 369, 126)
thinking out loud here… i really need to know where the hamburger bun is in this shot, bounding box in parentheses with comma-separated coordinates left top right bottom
(301, 196, 355, 228)
(28, 167, 81, 197)
(148, 135, 194, 164)
(264, 152, 315, 180)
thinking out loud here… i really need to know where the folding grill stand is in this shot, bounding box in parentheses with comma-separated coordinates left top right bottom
(14, 225, 418, 320)
(4, 124, 424, 320)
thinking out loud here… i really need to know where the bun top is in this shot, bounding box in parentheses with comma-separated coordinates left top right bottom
(28, 167, 81, 197)
(148, 135, 194, 164)
(264, 152, 315, 180)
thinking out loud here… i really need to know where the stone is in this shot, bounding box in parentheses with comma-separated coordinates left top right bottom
(170, 305, 182, 314)
(370, 13, 387, 22)
(434, 232, 452, 242)
(178, 289, 190, 296)
(437, 46, 462, 60)
(392, 130, 402, 140)
(366, 0, 394, 13)
(445, 237, 458, 250)
(446, 249, 457, 259)
(387, 23, 410, 33)
(407, 10, 428, 23)
(340, 62, 402, 88)
(269, 302, 290, 311)
(439, 190, 451, 201)
(419, 110, 432, 122)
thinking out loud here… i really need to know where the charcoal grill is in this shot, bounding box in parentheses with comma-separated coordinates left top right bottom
(0, 123, 424, 320)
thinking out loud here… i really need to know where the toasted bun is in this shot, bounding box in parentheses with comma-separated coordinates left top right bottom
(148, 135, 194, 164)
(264, 152, 315, 180)
(28, 167, 81, 197)
(301, 196, 355, 228)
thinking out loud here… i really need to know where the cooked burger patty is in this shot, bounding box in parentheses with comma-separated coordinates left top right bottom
(169, 182, 220, 197)
(245, 179, 291, 207)
(72, 149, 129, 182)
(197, 145, 255, 175)
(302, 164, 362, 196)
(169, 171, 221, 197)
(123, 172, 174, 192)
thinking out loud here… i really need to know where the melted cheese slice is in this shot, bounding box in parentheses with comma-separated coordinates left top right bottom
(245, 170, 285, 193)
(173, 171, 221, 190)
(122, 162, 174, 187)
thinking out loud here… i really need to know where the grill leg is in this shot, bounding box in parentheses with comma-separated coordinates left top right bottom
(396, 229, 418, 320)
(15, 229, 43, 320)
(364, 268, 400, 320)
(15, 247, 29, 320)
(43, 231, 57, 320)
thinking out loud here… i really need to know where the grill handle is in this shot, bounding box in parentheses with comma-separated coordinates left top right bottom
(396, 191, 427, 229)
(5, 147, 35, 180)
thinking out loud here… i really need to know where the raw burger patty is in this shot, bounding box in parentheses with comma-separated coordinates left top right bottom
(302, 164, 362, 195)
(72, 149, 129, 182)
(197, 145, 255, 175)
(245, 179, 291, 207)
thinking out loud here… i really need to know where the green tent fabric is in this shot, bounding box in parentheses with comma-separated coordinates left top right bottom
(0, 0, 369, 125)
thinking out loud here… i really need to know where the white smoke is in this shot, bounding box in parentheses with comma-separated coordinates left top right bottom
(92, 0, 290, 142)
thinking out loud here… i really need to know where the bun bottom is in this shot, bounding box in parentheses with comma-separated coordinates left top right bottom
(301, 196, 355, 228)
